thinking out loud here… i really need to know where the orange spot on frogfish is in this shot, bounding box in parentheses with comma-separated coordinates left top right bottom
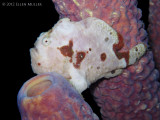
(101, 53, 107, 61)
(113, 33, 129, 65)
(58, 40, 74, 62)
(73, 52, 86, 69)
(37, 63, 41, 66)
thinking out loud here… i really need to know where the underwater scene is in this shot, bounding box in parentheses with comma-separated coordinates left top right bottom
(14, 0, 160, 119)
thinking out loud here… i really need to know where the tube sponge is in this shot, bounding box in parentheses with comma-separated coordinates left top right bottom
(148, 0, 160, 74)
(17, 72, 99, 120)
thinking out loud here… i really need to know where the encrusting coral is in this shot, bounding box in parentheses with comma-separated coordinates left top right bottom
(148, 0, 160, 74)
(52, 0, 160, 119)
(17, 73, 99, 120)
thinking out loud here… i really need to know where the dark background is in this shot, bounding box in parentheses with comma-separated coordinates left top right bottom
(1, 0, 149, 119)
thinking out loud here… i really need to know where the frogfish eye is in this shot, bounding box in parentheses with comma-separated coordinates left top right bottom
(42, 37, 51, 46)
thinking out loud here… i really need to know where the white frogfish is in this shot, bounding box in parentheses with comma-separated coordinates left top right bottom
(30, 17, 146, 93)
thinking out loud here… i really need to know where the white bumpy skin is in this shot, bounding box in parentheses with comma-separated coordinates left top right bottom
(30, 17, 146, 93)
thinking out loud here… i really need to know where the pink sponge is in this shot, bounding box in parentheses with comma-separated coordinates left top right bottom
(148, 0, 160, 73)
(17, 73, 99, 120)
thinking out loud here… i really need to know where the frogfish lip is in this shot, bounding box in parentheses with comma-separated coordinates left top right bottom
(30, 47, 39, 58)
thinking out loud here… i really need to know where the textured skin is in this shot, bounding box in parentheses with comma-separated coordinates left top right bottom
(52, 0, 160, 119)
(148, 0, 160, 74)
(30, 17, 146, 93)
(17, 73, 99, 120)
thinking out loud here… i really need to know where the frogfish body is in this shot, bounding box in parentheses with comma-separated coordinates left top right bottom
(30, 17, 146, 93)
